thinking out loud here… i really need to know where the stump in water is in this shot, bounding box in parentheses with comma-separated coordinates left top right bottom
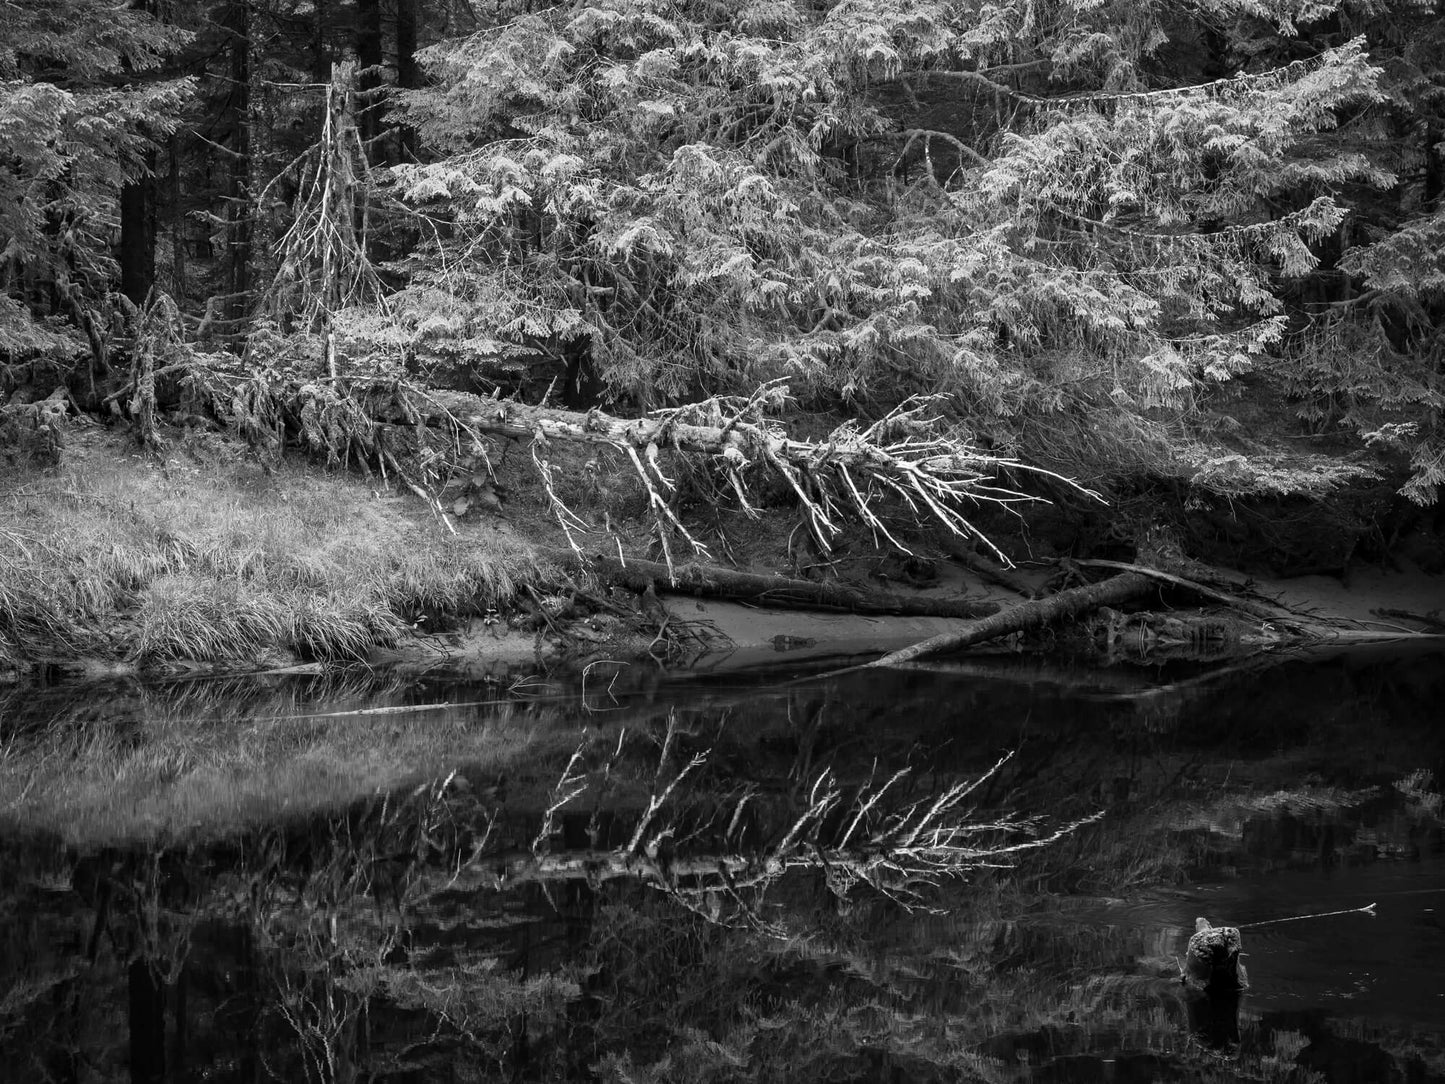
(1184, 917, 1249, 992)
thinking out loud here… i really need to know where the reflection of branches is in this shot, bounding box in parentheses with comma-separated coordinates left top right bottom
(628, 709, 709, 858)
(472, 745, 1100, 931)
(248, 774, 492, 1084)
(273, 941, 370, 1084)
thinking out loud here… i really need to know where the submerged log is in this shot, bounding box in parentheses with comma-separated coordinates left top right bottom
(1183, 917, 1249, 992)
(539, 547, 1001, 618)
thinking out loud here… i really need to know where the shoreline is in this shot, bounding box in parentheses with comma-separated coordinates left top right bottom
(4, 422, 1444, 685)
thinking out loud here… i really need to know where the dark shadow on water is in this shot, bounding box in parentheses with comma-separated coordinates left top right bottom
(1185, 988, 1242, 1052)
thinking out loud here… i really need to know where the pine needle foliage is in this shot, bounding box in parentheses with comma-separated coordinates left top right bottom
(380, 0, 1425, 497)
(0, 1, 191, 373)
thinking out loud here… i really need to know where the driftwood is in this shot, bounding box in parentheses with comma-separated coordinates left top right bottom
(1073, 559, 1297, 624)
(1375, 607, 1445, 633)
(828, 557, 1377, 674)
(860, 572, 1159, 668)
(539, 547, 1001, 619)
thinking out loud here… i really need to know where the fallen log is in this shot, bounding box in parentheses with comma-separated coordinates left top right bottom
(537, 547, 1001, 619)
(861, 572, 1157, 668)
(1073, 559, 1296, 624)
(394, 385, 1095, 571)
(937, 537, 1036, 597)
(190, 372, 1094, 575)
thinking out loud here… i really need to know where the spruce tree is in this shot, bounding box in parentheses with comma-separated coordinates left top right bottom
(383, 0, 1437, 502)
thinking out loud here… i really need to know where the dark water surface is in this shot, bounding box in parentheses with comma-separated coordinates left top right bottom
(2, 643, 1443, 1082)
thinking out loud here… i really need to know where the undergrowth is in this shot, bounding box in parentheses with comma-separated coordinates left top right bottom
(0, 440, 539, 666)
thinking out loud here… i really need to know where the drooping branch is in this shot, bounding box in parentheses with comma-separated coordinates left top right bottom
(384, 382, 1099, 576)
(174, 364, 1098, 580)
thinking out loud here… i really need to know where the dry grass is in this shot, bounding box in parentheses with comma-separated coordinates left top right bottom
(0, 431, 539, 666)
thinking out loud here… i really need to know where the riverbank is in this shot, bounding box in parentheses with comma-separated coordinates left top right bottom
(0, 419, 540, 680)
(3, 418, 1443, 683)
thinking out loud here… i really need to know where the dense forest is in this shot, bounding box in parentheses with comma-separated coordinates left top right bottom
(4, 0, 1442, 498)
(2, 0, 1445, 676)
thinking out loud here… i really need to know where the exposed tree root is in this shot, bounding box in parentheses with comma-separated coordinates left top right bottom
(539, 547, 1000, 619)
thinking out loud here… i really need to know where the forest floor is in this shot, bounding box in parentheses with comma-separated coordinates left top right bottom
(3, 416, 1444, 684)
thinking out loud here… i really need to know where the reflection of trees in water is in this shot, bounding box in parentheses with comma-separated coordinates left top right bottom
(3, 652, 1444, 1081)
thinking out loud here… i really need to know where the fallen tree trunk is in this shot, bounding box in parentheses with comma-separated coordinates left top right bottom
(539, 547, 1001, 618)
(387, 385, 1093, 573)
(937, 537, 1036, 597)
(862, 572, 1158, 668)
(1073, 559, 1295, 624)
(181, 370, 1095, 577)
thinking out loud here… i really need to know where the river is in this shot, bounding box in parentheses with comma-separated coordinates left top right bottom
(1, 641, 1442, 1082)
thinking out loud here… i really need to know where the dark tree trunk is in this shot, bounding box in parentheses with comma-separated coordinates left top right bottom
(396, 0, 419, 89)
(119, 149, 157, 305)
(395, 0, 420, 159)
(168, 135, 186, 301)
(355, 0, 385, 153)
(118, 0, 158, 306)
(225, 0, 252, 328)
(313, 0, 331, 84)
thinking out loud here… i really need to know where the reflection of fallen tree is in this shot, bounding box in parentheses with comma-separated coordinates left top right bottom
(469, 741, 1100, 924)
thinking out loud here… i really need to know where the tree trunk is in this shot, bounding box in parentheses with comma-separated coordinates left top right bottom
(312, 0, 331, 85)
(863, 572, 1157, 667)
(538, 547, 1000, 618)
(396, 0, 419, 89)
(119, 0, 158, 306)
(168, 135, 186, 301)
(225, 0, 251, 329)
(395, 0, 419, 160)
(120, 157, 156, 305)
(354, 0, 384, 153)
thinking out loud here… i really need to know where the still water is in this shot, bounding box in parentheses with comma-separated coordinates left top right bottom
(1, 643, 1443, 1082)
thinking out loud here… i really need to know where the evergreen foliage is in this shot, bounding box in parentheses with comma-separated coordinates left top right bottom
(0, 0, 190, 368)
(2, 0, 1443, 512)
(381, 0, 1438, 501)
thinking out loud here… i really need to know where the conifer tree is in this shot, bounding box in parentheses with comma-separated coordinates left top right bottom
(0, 0, 190, 387)
(383, 0, 1437, 500)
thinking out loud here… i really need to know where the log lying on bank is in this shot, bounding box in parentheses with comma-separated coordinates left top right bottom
(861, 571, 1159, 668)
(184, 372, 1095, 578)
(388, 385, 1096, 575)
(538, 547, 1000, 618)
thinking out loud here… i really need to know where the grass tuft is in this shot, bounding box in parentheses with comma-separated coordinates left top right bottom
(0, 439, 540, 666)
